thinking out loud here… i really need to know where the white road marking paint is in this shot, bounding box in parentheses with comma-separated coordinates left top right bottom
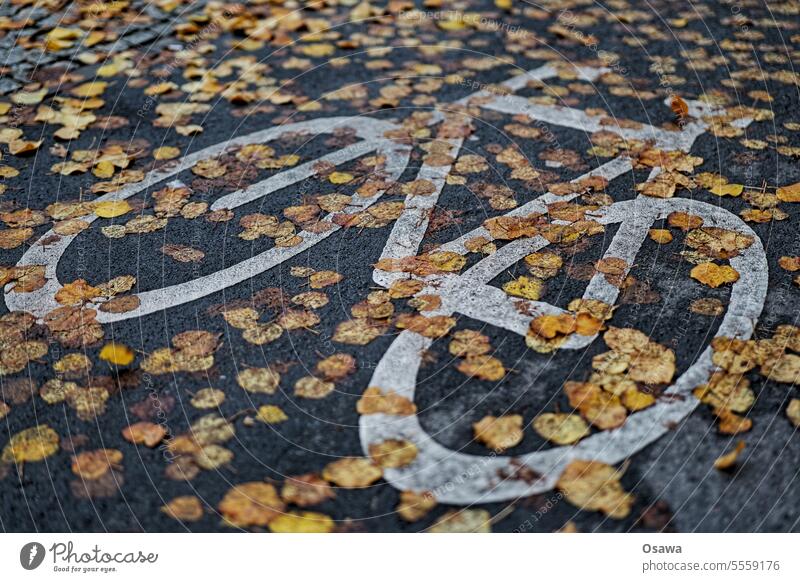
(6, 63, 767, 503)
(10, 64, 611, 320)
(6, 117, 411, 323)
(209, 138, 381, 212)
(374, 63, 585, 287)
(360, 67, 765, 503)
(374, 134, 464, 273)
(483, 96, 712, 151)
(361, 198, 767, 504)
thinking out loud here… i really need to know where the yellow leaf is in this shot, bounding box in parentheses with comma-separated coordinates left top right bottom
(437, 16, 467, 30)
(395, 314, 455, 338)
(328, 171, 354, 184)
(717, 409, 752, 434)
(778, 257, 800, 272)
(53, 126, 80, 140)
(191, 388, 226, 409)
(237, 367, 280, 394)
(533, 413, 589, 445)
(368, 439, 418, 468)
(557, 460, 633, 519)
(690, 262, 740, 288)
(356, 387, 417, 416)
(301, 43, 336, 58)
(93, 160, 115, 178)
(648, 228, 673, 244)
(473, 415, 523, 452)
(84, 31, 105, 47)
(427, 251, 467, 273)
(713, 440, 745, 470)
(279, 153, 300, 166)
(219, 482, 285, 527)
(1, 425, 60, 463)
(429, 509, 491, 532)
(397, 490, 437, 522)
(55, 279, 101, 305)
(8, 139, 42, 155)
(153, 146, 181, 160)
(161, 496, 204, 522)
(502, 275, 544, 300)
(256, 405, 288, 424)
(95, 200, 132, 218)
(0, 128, 23, 143)
(309, 270, 343, 289)
(97, 63, 121, 77)
(72, 81, 108, 98)
(11, 89, 47, 105)
(46, 38, 77, 51)
(268, 511, 334, 533)
(622, 387, 656, 411)
(99, 342, 135, 366)
(528, 313, 576, 340)
(122, 421, 166, 447)
(787, 399, 800, 427)
(457, 355, 506, 381)
(777, 181, 800, 202)
(564, 381, 627, 430)
(709, 182, 744, 197)
(322, 457, 382, 488)
(46, 27, 82, 42)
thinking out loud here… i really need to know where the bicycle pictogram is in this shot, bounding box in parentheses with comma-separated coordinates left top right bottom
(7, 64, 767, 502)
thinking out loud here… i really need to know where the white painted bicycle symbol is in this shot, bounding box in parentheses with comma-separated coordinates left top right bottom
(7, 64, 767, 503)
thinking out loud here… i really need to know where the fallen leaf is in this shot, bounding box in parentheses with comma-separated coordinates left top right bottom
(457, 355, 506, 381)
(281, 474, 335, 507)
(161, 496, 204, 522)
(473, 415, 523, 451)
(153, 146, 181, 160)
(670, 95, 689, 121)
(429, 509, 491, 533)
(71, 448, 122, 480)
(776, 182, 800, 202)
(95, 200, 132, 218)
(786, 399, 800, 427)
(713, 441, 745, 470)
(397, 490, 437, 522)
(161, 244, 205, 263)
(322, 457, 382, 488)
(237, 367, 280, 394)
(556, 460, 633, 518)
(564, 381, 627, 429)
(122, 422, 166, 447)
(368, 439, 418, 468)
(219, 482, 285, 527)
(690, 262, 740, 288)
(502, 276, 544, 300)
(256, 405, 288, 424)
(533, 413, 590, 445)
(294, 376, 335, 399)
(709, 183, 744, 197)
(99, 342, 134, 366)
(1, 425, 60, 463)
(268, 511, 334, 533)
(356, 387, 417, 416)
